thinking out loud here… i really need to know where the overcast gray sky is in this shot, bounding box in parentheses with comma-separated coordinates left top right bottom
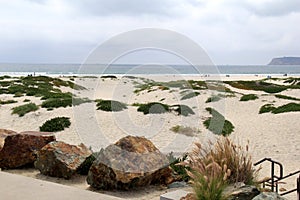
(0, 0, 299, 65)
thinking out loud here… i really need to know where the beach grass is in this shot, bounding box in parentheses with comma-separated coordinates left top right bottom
(0, 99, 17, 104)
(224, 80, 288, 93)
(275, 94, 300, 101)
(170, 125, 199, 137)
(40, 117, 71, 132)
(240, 94, 259, 101)
(187, 138, 258, 200)
(96, 99, 127, 112)
(181, 91, 200, 100)
(203, 107, 234, 136)
(259, 103, 300, 114)
(12, 103, 39, 117)
(206, 95, 222, 103)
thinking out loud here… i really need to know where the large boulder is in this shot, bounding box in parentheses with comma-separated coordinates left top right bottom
(252, 192, 287, 200)
(0, 130, 55, 169)
(87, 135, 172, 190)
(35, 141, 92, 179)
(224, 183, 260, 200)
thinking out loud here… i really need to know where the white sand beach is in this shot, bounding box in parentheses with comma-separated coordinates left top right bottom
(0, 74, 299, 199)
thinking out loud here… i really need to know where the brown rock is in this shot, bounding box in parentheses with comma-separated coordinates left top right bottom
(35, 141, 92, 179)
(0, 130, 55, 169)
(180, 193, 196, 200)
(87, 135, 172, 190)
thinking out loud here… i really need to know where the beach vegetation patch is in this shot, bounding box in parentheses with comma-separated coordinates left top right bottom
(96, 99, 127, 112)
(206, 95, 221, 103)
(224, 80, 288, 93)
(259, 104, 275, 114)
(203, 107, 234, 136)
(12, 103, 39, 117)
(240, 94, 258, 101)
(259, 103, 300, 114)
(101, 75, 117, 79)
(275, 94, 300, 101)
(181, 91, 200, 100)
(272, 103, 300, 114)
(167, 152, 190, 182)
(40, 117, 71, 132)
(0, 99, 17, 104)
(137, 102, 169, 114)
(170, 125, 199, 137)
(187, 138, 258, 200)
(170, 104, 195, 116)
(41, 97, 90, 109)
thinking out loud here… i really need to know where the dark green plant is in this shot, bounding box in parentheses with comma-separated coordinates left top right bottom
(206, 95, 221, 103)
(259, 104, 275, 114)
(96, 99, 127, 112)
(240, 94, 258, 101)
(77, 151, 100, 175)
(203, 107, 234, 136)
(170, 104, 195, 116)
(167, 152, 190, 182)
(12, 103, 39, 117)
(225, 80, 288, 93)
(272, 103, 300, 114)
(275, 94, 300, 101)
(0, 100, 17, 105)
(39, 117, 71, 132)
(137, 102, 169, 114)
(181, 92, 200, 100)
(101, 75, 117, 79)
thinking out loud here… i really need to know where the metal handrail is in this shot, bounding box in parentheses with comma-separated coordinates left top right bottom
(254, 158, 283, 192)
(254, 158, 300, 197)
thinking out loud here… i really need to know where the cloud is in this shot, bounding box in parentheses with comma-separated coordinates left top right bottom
(0, 0, 299, 64)
(60, 0, 186, 17)
(238, 0, 300, 17)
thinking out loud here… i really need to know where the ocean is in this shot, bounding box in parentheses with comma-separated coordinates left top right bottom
(0, 63, 300, 76)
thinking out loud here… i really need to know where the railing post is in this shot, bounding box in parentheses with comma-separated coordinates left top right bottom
(297, 175, 299, 200)
(271, 162, 275, 192)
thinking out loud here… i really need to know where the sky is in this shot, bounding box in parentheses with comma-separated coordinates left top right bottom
(0, 0, 299, 65)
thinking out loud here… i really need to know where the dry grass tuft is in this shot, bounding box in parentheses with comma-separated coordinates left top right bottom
(185, 137, 259, 200)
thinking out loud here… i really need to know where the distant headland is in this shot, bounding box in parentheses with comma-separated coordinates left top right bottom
(268, 57, 300, 65)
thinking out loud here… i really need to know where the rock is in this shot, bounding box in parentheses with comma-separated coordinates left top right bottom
(252, 192, 287, 200)
(224, 183, 260, 200)
(87, 135, 172, 190)
(0, 130, 55, 169)
(180, 193, 196, 200)
(168, 181, 189, 189)
(35, 141, 91, 179)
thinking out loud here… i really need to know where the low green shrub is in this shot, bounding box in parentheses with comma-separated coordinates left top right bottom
(41, 98, 72, 108)
(0, 99, 17, 105)
(203, 107, 234, 136)
(39, 117, 71, 132)
(272, 103, 300, 114)
(77, 151, 100, 175)
(170, 125, 199, 137)
(206, 95, 221, 103)
(12, 103, 39, 117)
(181, 92, 200, 100)
(275, 94, 300, 101)
(170, 104, 195, 116)
(96, 99, 127, 112)
(137, 102, 169, 114)
(259, 104, 275, 114)
(225, 80, 287, 93)
(167, 152, 190, 182)
(240, 94, 258, 101)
